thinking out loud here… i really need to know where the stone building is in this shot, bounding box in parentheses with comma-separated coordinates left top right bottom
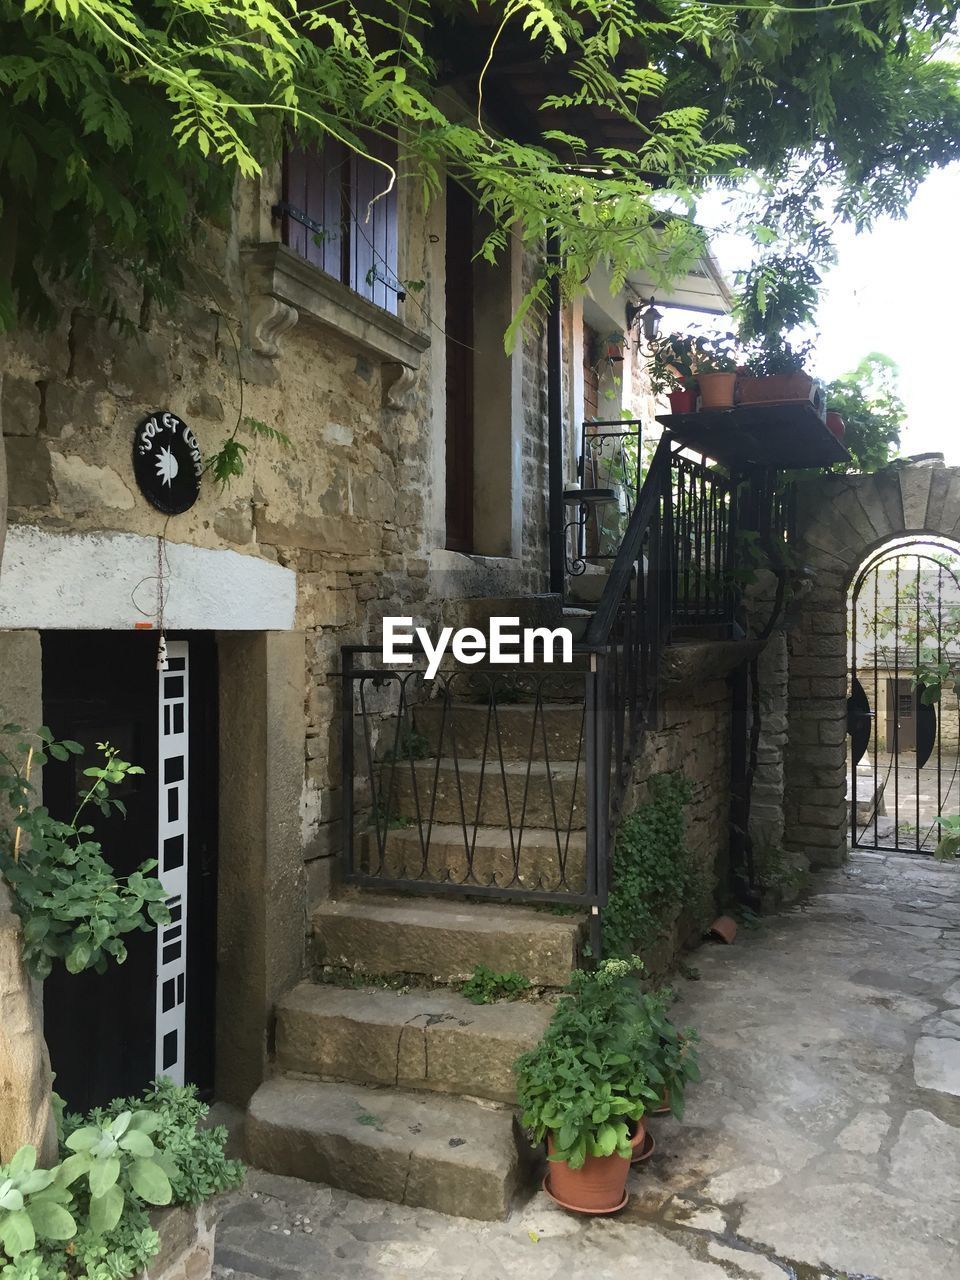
(0, 134, 732, 1147)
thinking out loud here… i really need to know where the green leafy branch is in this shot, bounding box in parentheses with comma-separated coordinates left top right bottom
(0, 727, 170, 980)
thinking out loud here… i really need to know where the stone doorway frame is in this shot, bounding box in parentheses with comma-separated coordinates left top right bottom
(0, 528, 306, 1109)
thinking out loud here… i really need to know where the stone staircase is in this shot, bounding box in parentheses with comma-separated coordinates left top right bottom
(244, 898, 582, 1219)
(246, 600, 590, 1219)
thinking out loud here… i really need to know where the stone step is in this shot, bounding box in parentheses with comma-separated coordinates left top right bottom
(412, 701, 586, 761)
(359, 822, 586, 893)
(438, 594, 563, 631)
(276, 982, 552, 1104)
(561, 607, 592, 642)
(245, 1077, 527, 1221)
(384, 757, 586, 829)
(312, 894, 583, 985)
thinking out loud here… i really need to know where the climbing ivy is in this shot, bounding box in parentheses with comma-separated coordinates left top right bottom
(602, 773, 693, 960)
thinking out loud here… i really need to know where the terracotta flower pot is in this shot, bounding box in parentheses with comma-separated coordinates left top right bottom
(737, 372, 814, 405)
(826, 411, 846, 440)
(543, 1127, 643, 1214)
(709, 915, 738, 944)
(697, 372, 736, 409)
(628, 1118, 656, 1163)
(668, 388, 697, 414)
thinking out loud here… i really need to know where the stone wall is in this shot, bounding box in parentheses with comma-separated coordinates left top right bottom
(0, 171, 572, 904)
(627, 649, 735, 970)
(750, 631, 788, 854)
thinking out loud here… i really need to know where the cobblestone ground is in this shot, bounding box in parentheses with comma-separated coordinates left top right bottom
(213, 852, 960, 1280)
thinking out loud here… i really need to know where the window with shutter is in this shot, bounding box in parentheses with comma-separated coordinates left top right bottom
(280, 137, 400, 315)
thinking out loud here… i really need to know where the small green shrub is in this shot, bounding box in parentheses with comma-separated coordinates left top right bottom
(0, 1082, 243, 1280)
(602, 773, 693, 959)
(0, 728, 170, 979)
(459, 964, 531, 1004)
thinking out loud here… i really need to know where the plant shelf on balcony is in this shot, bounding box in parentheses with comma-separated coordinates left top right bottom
(656, 401, 850, 470)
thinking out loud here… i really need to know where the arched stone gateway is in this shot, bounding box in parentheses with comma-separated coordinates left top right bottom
(785, 456, 960, 865)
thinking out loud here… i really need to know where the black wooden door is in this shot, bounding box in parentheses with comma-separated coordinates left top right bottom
(41, 632, 218, 1111)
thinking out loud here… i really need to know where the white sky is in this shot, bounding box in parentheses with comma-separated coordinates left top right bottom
(701, 163, 960, 464)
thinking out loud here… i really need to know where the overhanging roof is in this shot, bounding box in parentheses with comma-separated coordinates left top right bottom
(585, 248, 732, 334)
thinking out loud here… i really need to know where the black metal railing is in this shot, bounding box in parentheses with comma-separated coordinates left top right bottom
(340, 653, 603, 904)
(670, 451, 736, 633)
(339, 438, 742, 939)
(575, 419, 642, 559)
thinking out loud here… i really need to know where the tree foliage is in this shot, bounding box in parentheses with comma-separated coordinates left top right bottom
(827, 352, 906, 472)
(0, 0, 958, 336)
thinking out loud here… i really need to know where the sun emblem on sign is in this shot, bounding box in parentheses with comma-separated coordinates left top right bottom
(155, 445, 179, 488)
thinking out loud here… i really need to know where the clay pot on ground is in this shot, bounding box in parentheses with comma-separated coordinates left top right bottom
(826, 411, 846, 439)
(709, 915, 738, 944)
(651, 1088, 672, 1115)
(668, 387, 698, 414)
(697, 372, 737, 409)
(628, 1118, 656, 1163)
(737, 372, 815, 405)
(543, 1126, 644, 1213)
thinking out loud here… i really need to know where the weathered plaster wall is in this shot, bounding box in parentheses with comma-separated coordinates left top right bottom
(786, 458, 960, 866)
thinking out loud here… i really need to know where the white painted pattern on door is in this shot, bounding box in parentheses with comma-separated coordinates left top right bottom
(155, 640, 189, 1083)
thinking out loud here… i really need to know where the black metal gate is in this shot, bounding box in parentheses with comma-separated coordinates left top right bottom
(849, 542, 960, 854)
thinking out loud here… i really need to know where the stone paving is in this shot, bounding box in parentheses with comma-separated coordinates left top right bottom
(213, 851, 960, 1280)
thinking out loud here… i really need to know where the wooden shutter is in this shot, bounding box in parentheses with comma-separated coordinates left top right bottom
(445, 180, 475, 552)
(282, 136, 400, 315)
(349, 136, 399, 315)
(282, 140, 348, 282)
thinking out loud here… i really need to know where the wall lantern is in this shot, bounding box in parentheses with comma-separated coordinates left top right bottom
(626, 296, 663, 347)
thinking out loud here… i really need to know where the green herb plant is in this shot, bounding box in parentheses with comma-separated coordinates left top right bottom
(648, 334, 696, 396)
(0, 727, 170, 979)
(934, 815, 960, 862)
(514, 958, 664, 1168)
(601, 774, 692, 959)
(0, 1082, 243, 1280)
(459, 964, 531, 1005)
(638, 987, 701, 1121)
(0, 1146, 75, 1259)
(690, 333, 740, 375)
(59, 1111, 171, 1234)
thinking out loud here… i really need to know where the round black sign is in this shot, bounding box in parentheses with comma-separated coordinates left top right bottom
(132, 411, 203, 515)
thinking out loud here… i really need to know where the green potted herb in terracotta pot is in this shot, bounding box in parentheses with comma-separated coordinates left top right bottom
(649, 334, 697, 414)
(636, 987, 701, 1119)
(692, 335, 739, 408)
(514, 958, 659, 1214)
(738, 338, 818, 406)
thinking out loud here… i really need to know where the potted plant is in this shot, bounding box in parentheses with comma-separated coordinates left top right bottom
(514, 958, 659, 1214)
(738, 338, 818, 406)
(649, 335, 697, 413)
(635, 988, 701, 1119)
(691, 334, 739, 409)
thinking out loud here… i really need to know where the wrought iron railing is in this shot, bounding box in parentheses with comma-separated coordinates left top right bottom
(575, 419, 642, 559)
(339, 438, 741, 947)
(340, 653, 603, 904)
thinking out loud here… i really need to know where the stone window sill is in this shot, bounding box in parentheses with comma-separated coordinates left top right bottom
(242, 242, 430, 369)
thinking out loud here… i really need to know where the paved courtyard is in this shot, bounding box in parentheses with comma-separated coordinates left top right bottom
(213, 851, 960, 1279)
